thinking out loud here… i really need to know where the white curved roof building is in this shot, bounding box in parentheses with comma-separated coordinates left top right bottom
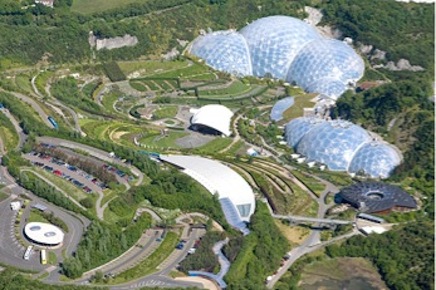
(190, 104, 233, 137)
(159, 155, 255, 234)
(24, 222, 64, 246)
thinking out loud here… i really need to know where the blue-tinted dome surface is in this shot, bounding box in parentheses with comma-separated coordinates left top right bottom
(287, 39, 364, 99)
(270, 97, 295, 122)
(348, 142, 402, 178)
(284, 117, 325, 148)
(285, 117, 402, 178)
(189, 31, 252, 76)
(240, 16, 320, 80)
(296, 120, 371, 171)
(189, 16, 364, 99)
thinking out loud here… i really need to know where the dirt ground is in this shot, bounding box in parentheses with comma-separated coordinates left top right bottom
(274, 220, 310, 245)
(299, 257, 388, 290)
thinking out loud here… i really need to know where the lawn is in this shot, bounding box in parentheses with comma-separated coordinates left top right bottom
(139, 131, 188, 149)
(28, 209, 50, 223)
(291, 171, 326, 197)
(195, 137, 233, 153)
(118, 60, 189, 76)
(71, 0, 142, 14)
(152, 106, 178, 119)
(199, 80, 251, 96)
(152, 63, 211, 79)
(14, 74, 34, 94)
(48, 251, 57, 265)
(0, 121, 18, 152)
(282, 93, 317, 120)
(129, 81, 148, 92)
(0, 192, 7, 202)
(111, 231, 179, 283)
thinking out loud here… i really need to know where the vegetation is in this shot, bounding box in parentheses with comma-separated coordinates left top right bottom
(103, 62, 126, 82)
(179, 231, 225, 273)
(326, 221, 434, 290)
(225, 202, 290, 288)
(113, 231, 179, 283)
(62, 213, 152, 278)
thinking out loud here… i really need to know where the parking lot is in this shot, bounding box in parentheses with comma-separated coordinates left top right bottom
(25, 153, 107, 195)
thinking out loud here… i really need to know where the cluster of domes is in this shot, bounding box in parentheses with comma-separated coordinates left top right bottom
(285, 117, 402, 178)
(189, 16, 364, 99)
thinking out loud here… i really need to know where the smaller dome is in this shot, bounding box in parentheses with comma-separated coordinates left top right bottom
(189, 30, 252, 76)
(24, 222, 64, 245)
(348, 141, 402, 179)
(191, 104, 233, 136)
(297, 120, 371, 171)
(284, 117, 326, 148)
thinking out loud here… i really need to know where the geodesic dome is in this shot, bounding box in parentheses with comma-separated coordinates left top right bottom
(189, 30, 252, 76)
(284, 117, 402, 178)
(188, 15, 364, 99)
(296, 120, 372, 171)
(284, 117, 326, 148)
(239, 16, 320, 80)
(287, 39, 364, 98)
(348, 142, 402, 179)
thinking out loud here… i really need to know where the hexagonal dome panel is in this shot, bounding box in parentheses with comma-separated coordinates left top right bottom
(284, 117, 326, 148)
(240, 15, 320, 80)
(189, 30, 252, 76)
(296, 120, 371, 171)
(287, 39, 364, 98)
(348, 141, 402, 179)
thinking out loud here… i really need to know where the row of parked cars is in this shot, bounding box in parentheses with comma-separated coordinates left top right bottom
(103, 164, 133, 181)
(29, 152, 110, 194)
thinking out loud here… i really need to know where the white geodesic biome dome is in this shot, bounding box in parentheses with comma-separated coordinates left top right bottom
(188, 15, 364, 99)
(284, 117, 402, 178)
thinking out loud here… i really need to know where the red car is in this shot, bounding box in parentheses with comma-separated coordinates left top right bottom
(53, 170, 62, 176)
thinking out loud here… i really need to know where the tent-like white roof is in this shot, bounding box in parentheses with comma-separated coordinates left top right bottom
(191, 104, 233, 136)
(24, 222, 64, 245)
(159, 155, 255, 224)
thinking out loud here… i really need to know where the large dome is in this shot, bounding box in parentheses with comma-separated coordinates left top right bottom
(296, 119, 371, 171)
(287, 39, 364, 99)
(188, 15, 364, 99)
(348, 141, 402, 178)
(189, 30, 252, 76)
(239, 16, 320, 80)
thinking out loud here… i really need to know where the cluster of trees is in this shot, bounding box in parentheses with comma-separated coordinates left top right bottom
(326, 221, 434, 290)
(179, 231, 225, 273)
(224, 202, 290, 288)
(102, 62, 125, 82)
(62, 213, 152, 278)
(128, 169, 228, 228)
(38, 210, 69, 232)
(321, 0, 434, 71)
(51, 77, 103, 115)
(34, 145, 118, 185)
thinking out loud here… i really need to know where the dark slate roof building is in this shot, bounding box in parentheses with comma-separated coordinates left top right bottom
(339, 181, 417, 213)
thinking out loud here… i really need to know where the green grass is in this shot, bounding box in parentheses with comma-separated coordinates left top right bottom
(129, 81, 148, 92)
(291, 171, 326, 197)
(0, 121, 18, 151)
(199, 80, 251, 96)
(152, 106, 178, 119)
(152, 63, 211, 79)
(14, 74, 34, 94)
(195, 137, 233, 153)
(48, 251, 57, 265)
(28, 209, 50, 223)
(118, 60, 189, 76)
(282, 93, 317, 120)
(225, 140, 246, 156)
(0, 192, 7, 202)
(143, 80, 160, 91)
(139, 131, 188, 148)
(102, 91, 122, 114)
(35, 167, 89, 202)
(71, 0, 142, 14)
(112, 231, 179, 283)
